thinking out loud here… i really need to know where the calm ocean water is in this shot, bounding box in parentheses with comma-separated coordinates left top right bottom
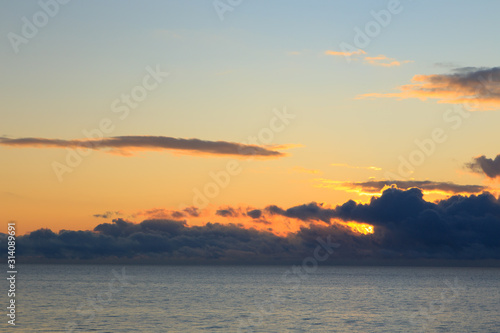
(4, 265, 500, 332)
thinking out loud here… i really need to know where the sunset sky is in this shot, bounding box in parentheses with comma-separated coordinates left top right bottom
(2, 0, 500, 250)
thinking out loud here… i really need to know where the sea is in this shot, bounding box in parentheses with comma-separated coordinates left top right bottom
(4, 265, 500, 332)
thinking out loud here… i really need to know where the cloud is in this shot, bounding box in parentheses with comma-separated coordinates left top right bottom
(325, 50, 411, 67)
(93, 211, 122, 219)
(0, 136, 288, 158)
(134, 206, 201, 220)
(5, 188, 500, 263)
(247, 209, 262, 219)
(363, 55, 413, 67)
(330, 163, 381, 171)
(216, 207, 241, 217)
(357, 67, 500, 111)
(466, 155, 500, 178)
(325, 49, 366, 57)
(265, 187, 500, 259)
(316, 179, 488, 196)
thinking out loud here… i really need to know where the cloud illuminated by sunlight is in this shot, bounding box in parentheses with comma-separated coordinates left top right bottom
(315, 179, 488, 198)
(331, 163, 382, 171)
(357, 67, 500, 111)
(364, 55, 413, 67)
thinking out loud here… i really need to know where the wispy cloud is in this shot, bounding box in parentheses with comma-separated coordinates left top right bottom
(325, 50, 411, 67)
(357, 67, 500, 110)
(0, 136, 290, 158)
(93, 211, 123, 219)
(331, 163, 381, 171)
(325, 49, 366, 57)
(315, 179, 488, 196)
(363, 55, 413, 67)
(133, 206, 201, 220)
(466, 154, 500, 179)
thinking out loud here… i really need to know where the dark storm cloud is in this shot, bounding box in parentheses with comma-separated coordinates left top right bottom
(11, 219, 306, 263)
(466, 154, 500, 178)
(0, 135, 285, 158)
(269, 187, 500, 259)
(266, 203, 335, 224)
(4, 188, 500, 263)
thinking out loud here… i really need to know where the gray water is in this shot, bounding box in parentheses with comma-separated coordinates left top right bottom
(4, 265, 500, 332)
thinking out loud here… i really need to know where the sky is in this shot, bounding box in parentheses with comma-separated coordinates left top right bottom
(1, 1, 500, 262)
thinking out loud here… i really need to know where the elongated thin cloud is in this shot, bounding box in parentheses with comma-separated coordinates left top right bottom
(0, 136, 288, 158)
(363, 55, 413, 67)
(325, 49, 366, 57)
(357, 67, 500, 110)
(316, 179, 487, 196)
(325, 50, 411, 67)
(466, 154, 500, 178)
(331, 163, 381, 171)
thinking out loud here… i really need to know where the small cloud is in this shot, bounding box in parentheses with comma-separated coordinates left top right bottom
(325, 50, 412, 68)
(364, 55, 413, 67)
(93, 211, 123, 219)
(357, 67, 500, 111)
(331, 163, 381, 171)
(135, 207, 201, 220)
(325, 49, 366, 57)
(466, 154, 500, 178)
(216, 207, 241, 218)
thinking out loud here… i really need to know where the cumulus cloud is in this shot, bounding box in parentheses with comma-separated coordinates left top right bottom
(316, 179, 488, 196)
(5, 188, 500, 263)
(466, 155, 500, 179)
(0, 135, 288, 158)
(357, 67, 500, 110)
(265, 187, 500, 259)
